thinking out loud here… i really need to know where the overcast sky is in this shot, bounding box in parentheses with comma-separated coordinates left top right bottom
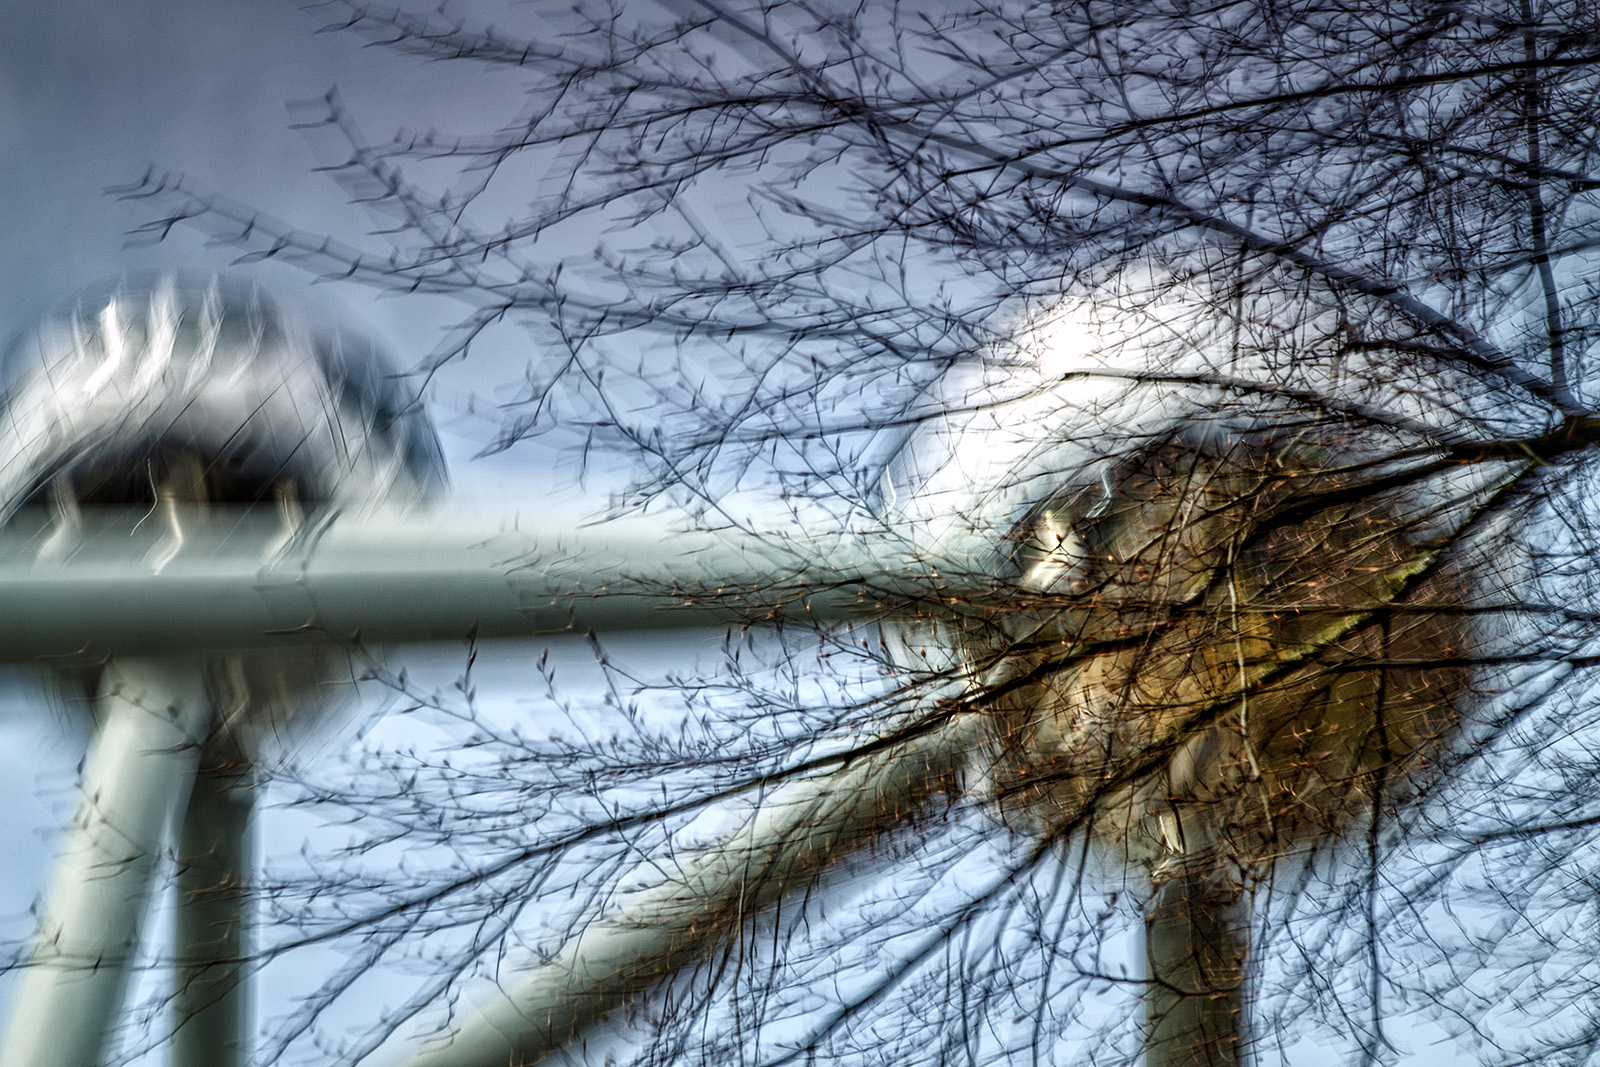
(2, 0, 402, 330)
(0, 0, 556, 483)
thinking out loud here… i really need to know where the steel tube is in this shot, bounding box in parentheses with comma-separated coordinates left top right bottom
(0, 659, 211, 1067)
(392, 714, 980, 1067)
(172, 759, 255, 1067)
(0, 508, 963, 665)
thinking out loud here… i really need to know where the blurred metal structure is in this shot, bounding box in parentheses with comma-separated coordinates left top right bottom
(0, 505, 959, 1067)
(0, 279, 975, 1067)
(0, 279, 438, 1067)
(0, 277, 1481, 1067)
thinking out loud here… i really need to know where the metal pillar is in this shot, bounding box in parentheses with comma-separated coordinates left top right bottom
(0, 659, 211, 1067)
(395, 714, 980, 1067)
(1144, 868, 1247, 1067)
(0, 508, 953, 1067)
(172, 753, 254, 1067)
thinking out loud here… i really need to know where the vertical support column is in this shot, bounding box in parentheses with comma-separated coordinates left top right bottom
(1145, 868, 1248, 1067)
(172, 751, 254, 1067)
(0, 659, 211, 1067)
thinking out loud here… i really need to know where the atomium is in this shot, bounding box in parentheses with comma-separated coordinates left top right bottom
(0, 275, 452, 1067)
(0, 274, 447, 752)
(0, 272, 1510, 1067)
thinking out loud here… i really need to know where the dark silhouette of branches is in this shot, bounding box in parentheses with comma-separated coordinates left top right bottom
(110, 1, 1600, 1065)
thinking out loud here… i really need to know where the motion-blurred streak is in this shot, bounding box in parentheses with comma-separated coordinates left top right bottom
(392, 712, 982, 1067)
(0, 506, 978, 664)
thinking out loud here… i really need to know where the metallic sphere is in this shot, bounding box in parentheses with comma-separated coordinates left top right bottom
(886, 361, 1471, 881)
(979, 426, 1469, 877)
(0, 275, 444, 519)
(0, 275, 447, 755)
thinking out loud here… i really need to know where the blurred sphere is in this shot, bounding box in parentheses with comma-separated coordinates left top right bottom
(0, 274, 444, 516)
(884, 326, 1472, 880)
(0, 275, 447, 761)
(978, 426, 1468, 877)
